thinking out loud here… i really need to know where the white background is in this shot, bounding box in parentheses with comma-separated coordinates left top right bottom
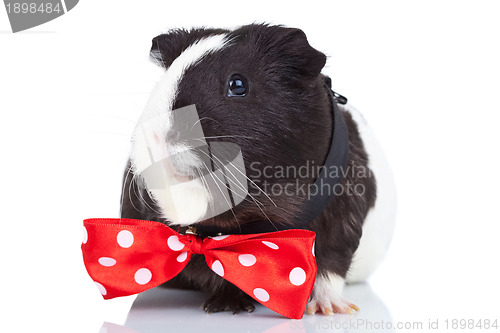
(1, 1, 499, 332)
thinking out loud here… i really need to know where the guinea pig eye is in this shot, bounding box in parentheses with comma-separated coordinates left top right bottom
(227, 74, 248, 97)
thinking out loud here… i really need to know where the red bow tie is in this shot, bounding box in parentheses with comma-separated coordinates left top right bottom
(81, 218, 317, 319)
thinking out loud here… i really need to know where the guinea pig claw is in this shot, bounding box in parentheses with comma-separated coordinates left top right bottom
(323, 307, 334, 316)
(306, 298, 359, 316)
(349, 303, 360, 312)
(306, 302, 319, 315)
(332, 302, 359, 315)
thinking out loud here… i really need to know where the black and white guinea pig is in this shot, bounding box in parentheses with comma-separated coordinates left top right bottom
(121, 23, 396, 315)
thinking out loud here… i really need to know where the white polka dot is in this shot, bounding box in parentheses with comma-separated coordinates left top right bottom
(95, 281, 107, 296)
(134, 268, 152, 285)
(211, 260, 224, 277)
(82, 226, 88, 244)
(212, 235, 229, 240)
(289, 267, 306, 286)
(167, 235, 185, 251)
(262, 241, 279, 250)
(117, 230, 134, 248)
(253, 288, 270, 302)
(98, 257, 117, 267)
(312, 242, 315, 257)
(238, 254, 257, 267)
(177, 251, 188, 262)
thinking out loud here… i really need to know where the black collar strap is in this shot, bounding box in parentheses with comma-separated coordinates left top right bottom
(185, 76, 349, 236)
(292, 77, 349, 228)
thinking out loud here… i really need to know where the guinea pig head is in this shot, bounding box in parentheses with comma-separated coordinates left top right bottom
(130, 24, 333, 232)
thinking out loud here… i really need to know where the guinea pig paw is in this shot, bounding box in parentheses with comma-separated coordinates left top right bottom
(306, 297, 359, 316)
(203, 294, 255, 315)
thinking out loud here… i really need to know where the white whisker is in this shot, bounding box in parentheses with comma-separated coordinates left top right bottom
(203, 135, 254, 140)
(200, 160, 238, 223)
(195, 148, 256, 205)
(226, 159, 278, 207)
(132, 174, 162, 215)
(192, 116, 222, 128)
(198, 151, 277, 231)
(206, 153, 277, 231)
(195, 165, 216, 218)
(126, 167, 142, 214)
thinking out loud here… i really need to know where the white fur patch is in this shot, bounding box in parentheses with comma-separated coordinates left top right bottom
(343, 104, 397, 283)
(308, 272, 358, 315)
(313, 272, 345, 298)
(130, 34, 229, 226)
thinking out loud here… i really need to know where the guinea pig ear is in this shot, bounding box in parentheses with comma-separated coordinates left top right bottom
(266, 27, 326, 79)
(150, 28, 228, 68)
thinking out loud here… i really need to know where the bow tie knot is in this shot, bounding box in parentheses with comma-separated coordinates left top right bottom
(181, 234, 204, 254)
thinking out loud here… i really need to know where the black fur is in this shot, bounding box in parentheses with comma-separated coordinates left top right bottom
(121, 24, 376, 314)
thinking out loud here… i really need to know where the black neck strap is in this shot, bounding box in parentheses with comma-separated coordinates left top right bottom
(291, 77, 349, 227)
(183, 76, 349, 236)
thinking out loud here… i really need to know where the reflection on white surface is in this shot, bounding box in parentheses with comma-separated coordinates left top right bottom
(98, 283, 393, 333)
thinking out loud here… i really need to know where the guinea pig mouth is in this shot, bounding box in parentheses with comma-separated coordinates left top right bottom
(169, 166, 196, 183)
(161, 153, 198, 183)
(173, 172, 193, 182)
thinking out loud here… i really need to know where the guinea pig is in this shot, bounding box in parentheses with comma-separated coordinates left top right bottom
(120, 23, 396, 316)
